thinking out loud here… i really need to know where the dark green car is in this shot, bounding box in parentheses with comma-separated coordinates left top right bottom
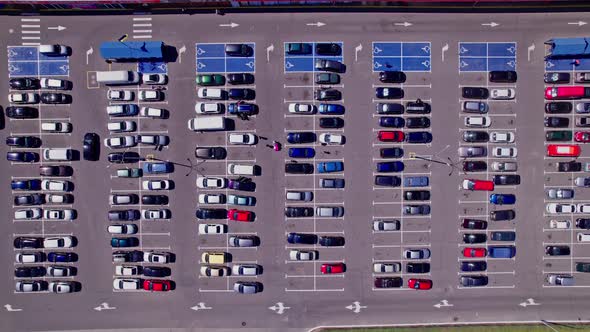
(576, 262, 590, 273)
(545, 130, 572, 142)
(196, 74, 225, 86)
(315, 73, 340, 85)
(286, 43, 312, 55)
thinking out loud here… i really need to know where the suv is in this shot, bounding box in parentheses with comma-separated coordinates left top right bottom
(489, 70, 517, 83)
(287, 233, 317, 245)
(285, 163, 314, 174)
(490, 209, 515, 221)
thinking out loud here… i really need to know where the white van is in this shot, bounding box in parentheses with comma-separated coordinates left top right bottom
(577, 233, 590, 242)
(187, 116, 226, 131)
(43, 148, 73, 161)
(96, 70, 140, 85)
(227, 164, 256, 176)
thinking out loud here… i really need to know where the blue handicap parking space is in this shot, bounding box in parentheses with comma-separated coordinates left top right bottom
(545, 59, 590, 71)
(138, 61, 167, 74)
(195, 43, 255, 74)
(8, 62, 38, 76)
(8, 47, 38, 61)
(40, 61, 69, 76)
(372, 42, 431, 72)
(8, 46, 70, 77)
(459, 42, 517, 72)
(284, 42, 344, 73)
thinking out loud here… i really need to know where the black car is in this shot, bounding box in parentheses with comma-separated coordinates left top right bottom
(460, 261, 487, 272)
(315, 43, 341, 56)
(113, 250, 143, 262)
(406, 262, 430, 273)
(143, 266, 171, 277)
(319, 117, 344, 129)
(576, 218, 590, 229)
(376, 103, 404, 114)
(379, 117, 404, 128)
(544, 117, 569, 128)
(461, 219, 488, 229)
(228, 88, 255, 100)
(380, 147, 403, 158)
(463, 131, 489, 142)
(462, 87, 489, 99)
(195, 147, 226, 159)
(39, 165, 72, 176)
(375, 175, 401, 187)
(285, 207, 313, 218)
(490, 209, 515, 221)
(108, 209, 140, 221)
(545, 245, 570, 256)
(14, 266, 46, 278)
(460, 275, 488, 287)
(9, 77, 39, 90)
(374, 277, 403, 288)
(493, 174, 521, 185)
(225, 44, 253, 57)
(406, 117, 430, 129)
(463, 233, 487, 244)
(315, 73, 340, 85)
(6, 106, 38, 119)
(83, 132, 99, 161)
(315, 89, 341, 101)
(489, 70, 517, 83)
(490, 231, 516, 241)
(545, 102, 572, 114)
(40, 92, 69, 104)
(227, 73, 254, 85)
(196, 208, 227, 219)
(142, 195, 168, 205)
(14, 237, 43, 249)
(319, 236, 345, 247)
(376, 87, 404, 99)
(379, 71, 406, 83)
(406, 99, 431, 114)
(405, 132, 432, 143)
(14, 194, 45, 206)
(463, 161, 487, 172)
(544, 72, 570, 84)
(6, 136, 41, 148)
(404, 190, 430, 201)
(576, 262, 590, 273)
(7, 151, 38, 162)
(108, 152, 141, 163)
(558, 161, 581, 172)
(285, 163, 314, 174)
(287, 232, 318, 245)
(287, 132, 316, 144)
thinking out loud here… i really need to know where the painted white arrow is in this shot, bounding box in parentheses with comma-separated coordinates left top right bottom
(519, 298, 540, 307)
(94, 302, 116, 311)
(86, 47, 93, 65)
(179, 45, 186, 64)
(442, 43, 449, 62)
(355, 44, 363, 62)
(4, 304, 22, 312)
(434, 300, 453, 308)
(190, 302, 212, 311)
(394, 22, 412, 27)
(568, 21, 587, 26)
(48, 26, 66, 31)
(306, 22, 326, 27)
(345, 301, 366, 313)
(219, 22, 239, 28)
(528, 43, 535, 62)
(482, 22, 499, 27)
(266, 44, 274, 63)
(269, 302, 290, 314)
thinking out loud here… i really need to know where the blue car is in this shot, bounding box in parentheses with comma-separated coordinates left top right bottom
(317, 161, 344, 173)
(405, 131, 433, 143)
(488, 246, 516, 258)
(489, 194, 516, 205)
(228, 88, 255, 100)
(142, 162, 174, 174)
(287, 232, 317, 244)
(111, 237, 139, 248)
(48, 252, 77, 263)
(318, 103, 345, 115)
(11, 179, 41, 190)
(404, 176, 429, 187)
(7, 151, 38, 162)
(379, 117, 405, 128)
(289, 148, 315, 158)
(228, 103, 257, 115)
(376, 161, 404, 172)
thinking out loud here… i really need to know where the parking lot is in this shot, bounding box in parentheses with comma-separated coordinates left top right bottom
(3, 12, 590, 332)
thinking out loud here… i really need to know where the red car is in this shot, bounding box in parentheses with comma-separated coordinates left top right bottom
(545, 86, 587, 100)
(546, 144, 581, 157)
(143, 279, 171, 292)
(321, 263, 345, 274)
(575, 132, 590, 143)
(463, 247, 486, 258)
(408, 278, 432, 290)
(378, 131, 404, 142)
(227, 209, 254, 222)
(462, 179, 494, 191)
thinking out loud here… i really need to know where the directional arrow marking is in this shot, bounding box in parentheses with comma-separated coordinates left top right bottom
(219, 22, 239, 28)
(442, 44, 449, 62)
(306, 22, 326, 27)
(269, 302, 290, 314)
(191, 302, 212, 311)
(178, 45, 186, 64)
(266, 44, 274, 63)
(434, 300, 453, 308)
(94, 302, 116, 311)
(482, 22, 499, 27)
(568, 21, 587, 26)
(394, 22, 412, 27)
(355, 44, 363, 62)
(346, 301, 367, 313)
(86, 47, 93, 65)
(4, 304, 23, 312)
(519, 298, 540, 307)
(527, 43, 535, 62)
(48, 26, 66, 31)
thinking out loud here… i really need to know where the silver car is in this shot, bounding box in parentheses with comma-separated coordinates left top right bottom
(286, 191, 313, 201)
(373, 262, 402, 273)
(462, 101, 488, 113)
(228, 194, 256, 206)
(547, 188, 574, 199)
(458, 146, 487, 158)
(575, 177, 590, 187)
(229, 235, 259, 247)
(404, 248, 431, 260)
(373, 220, 400, 231)
(233, 281, 263, 294)
(232, 264, 262, 276)
(576, 102, 590, 114)
(491, 161, 517, 172)
(546, 274, 574, 286)
(316, 206, 344, 217)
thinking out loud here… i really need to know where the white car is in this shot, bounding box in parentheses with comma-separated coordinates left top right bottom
(139, 107, 165, 118)
(40, 78, 70, 90)
(9, 92, 39, 104)
(373, 262, 402, 273)
(142, 209, 171, 220)
(197, 88, 225, 100)
(39, 44, 68, 56)
(46, 194, 71, 204)
(577, 204, 590, 214)
(228, 133, 257, 145)
(42, 180, 71, 191)
(492, 147, 517, 158)
(464, 116, 491, 128)
(115, 265, 141, 276)
(490, 132, 515, 143)
(47, 266, 74, 277)
(43, 209, 75, 221)
(43, 236, 73, 248)
(289, 249, 318, 261)
(113, 278, 141, 290)
(373, 220, 400, 231)
(107, 90, 133, 101)
(196, 177, 227, 189)
(195, 102, 223, 114)
(550, 220, 570, 229)
(14, 208, 42, 220)
(108, 224, 139, 234)
(49, 281, 75, 293)
(15, 281, 45, 293)
(575, 177, 590, 187)
(144, 252, 170, 263)
(16, 252, 43, 263)
(198, 194, 226, 204)
(491, 88, 515, 100)
(139, 90, 162, 101)
(137, 134, 170, 146)
(108, 121, 136, 133)
(547, 189, 574, 199)
(104, 136, 136, 148)
(198, 223, 227, 234)
(142, 73, 167, 85)
(109, 194, 137, 205)
(200, 266, 230, 277)
(546, 203, 576, 214)
(41, 122, 72, 133)
(491, 161, 518, 172)
(288, 103, 315, 114)
(232, 264, 261, 276)
(319, 133, 344, 145)
(142, 180, 170, 190)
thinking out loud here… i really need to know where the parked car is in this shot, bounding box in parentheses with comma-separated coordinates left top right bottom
(489, 70, 517, 83)
(314, 59, 345, 73)
(545, 72, 570, 83)
(6, 106, 37, 119)
(462, 87, 489, 99)
(376, 87, 403, 99)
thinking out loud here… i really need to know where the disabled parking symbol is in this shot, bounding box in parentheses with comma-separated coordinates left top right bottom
(245, 61, 255, 69)
(421, 60, 431, 68)
(421, 45, 431, 54)
(7, 49, 17, 58)
(8, 64, 20, 74)
(506, 60, 515, 68)
(197, 62, 206, 70)
(373, 61, 383, 69)
(459, 46, 468, 54)
(373, 46, 383, 55)
(460, 61, 469, 68)
(196, 48, 206, 56)
(546, 61, 555, 69)
(59, 64, 69, 74)
(507, 46, 516, 54)
(285, 61, 294, 69)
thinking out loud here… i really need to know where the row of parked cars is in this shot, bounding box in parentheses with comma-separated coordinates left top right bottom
(458, 71, 519, 287)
